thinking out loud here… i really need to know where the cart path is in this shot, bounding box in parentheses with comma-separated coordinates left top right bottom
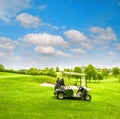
(40, 82, 92, 90)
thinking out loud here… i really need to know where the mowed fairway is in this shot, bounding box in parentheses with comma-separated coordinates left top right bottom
(0, 72, 120, 119)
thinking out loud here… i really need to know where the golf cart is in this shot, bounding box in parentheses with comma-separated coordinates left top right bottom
(54, 72, 91, 101)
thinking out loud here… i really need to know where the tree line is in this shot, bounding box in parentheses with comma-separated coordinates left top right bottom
(64, 65, 120, 82)
(0, 64, 57, 77)
(0, 64, 120, 81)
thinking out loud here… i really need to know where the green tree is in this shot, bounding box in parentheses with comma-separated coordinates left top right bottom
(73, 66, 82, 79)
(73, 66, 82, 73)
(97, 73, 103, 82)
(49, 68, 57, 77)
(84, 64, 96, 82)
(42, 67, 49, 75)
(64, 68, 71, 72)
(92, 70, 98, 82)
(43, 67, 57, 77)
(112, 67, 120, 75)
(101, 68, 109, 77)
(55, 67, 60, 72)
(0, 64, 5, 71)
(28, 67, 39, 75)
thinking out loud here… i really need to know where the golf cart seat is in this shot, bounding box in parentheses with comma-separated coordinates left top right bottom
(59, 78, 65, 86)
(54, 78, 65, 90)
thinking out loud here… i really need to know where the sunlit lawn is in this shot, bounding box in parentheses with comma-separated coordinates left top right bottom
(0, 72, 120, 119)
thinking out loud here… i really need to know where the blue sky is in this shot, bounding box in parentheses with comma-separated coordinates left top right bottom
(0, 0, 120, 69)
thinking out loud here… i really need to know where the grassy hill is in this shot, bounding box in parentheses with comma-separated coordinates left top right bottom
(0, 72, 120, 119)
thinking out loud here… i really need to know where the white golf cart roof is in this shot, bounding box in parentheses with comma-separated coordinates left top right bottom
(63, 72, 87, 88)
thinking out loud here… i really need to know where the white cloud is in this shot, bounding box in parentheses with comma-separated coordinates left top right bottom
(34, 46, 72, 58)
(34, 46, 56, 55)
(0, 0, 30, 22)
(114, 43, 120, 50)
(64, 29, 91, 49)
(64, 29, 87, 42)
(89, 26, 117, 45)
(71, 48, 87, 54)
(56, 50, 72, 58)
(14, 56, 22, 61)
(16, 12, 59, 30)
(0, 37, 21, 62)
(108, 52, 116, 56)
(46, 23, 59, 30)
(21, 33, 69, 47)
(0, 52, 6, 57)
(16, 13, 43, 28)
(89, 27, 105, 33)
(0, 37, 16, 51)
(39, 4, 47, 10)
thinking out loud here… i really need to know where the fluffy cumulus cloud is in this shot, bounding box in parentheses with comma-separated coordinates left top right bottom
(34, 46, 72, 57)
(21, 33, 69, 47)
(55, 50, 72, 57)
(0, 37, 19, 60)
(64, 27, 117, 49)
(114, 43, 120, 50)
(16, 13, 43, 28)
(0, 0, 30, 22)
(89, 26, 117, 45)
(46, 23, 59, 30)
(34, 46, 56, 55)
(0, 37, 16, 51)
(20, 33, 71, 57)
(64, 29, 91, 49)
(64, 29, 87, 42)
(71, 48, 86, 54)
(16, 13, 59, 29)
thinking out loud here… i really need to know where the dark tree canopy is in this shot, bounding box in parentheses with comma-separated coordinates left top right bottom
(84, 64, 97, 82)
(0, 64, 5, 71)
(112, 67, 120, 75)
(55, 67, 60, 72)
(73, 66, 82, 73)
(101, 68, 109, 77)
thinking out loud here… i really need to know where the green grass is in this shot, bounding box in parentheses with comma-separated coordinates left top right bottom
(0, 72, 120, 119)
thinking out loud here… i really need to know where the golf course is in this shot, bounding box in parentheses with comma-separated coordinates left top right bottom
(0, 72, 120, 119)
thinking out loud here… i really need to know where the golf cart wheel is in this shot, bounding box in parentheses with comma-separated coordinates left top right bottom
(57, 92, 64, 99)
(84, 94, 91, 101)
